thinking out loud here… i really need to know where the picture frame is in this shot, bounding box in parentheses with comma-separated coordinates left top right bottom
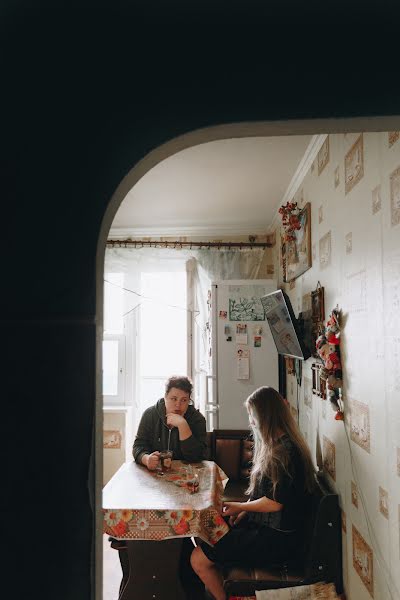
(311, 283, 325, 357)
(285, 356, 295, 375)
(103, 430, 122, 449)
(284, 202, 312, 282)
(280, 232, 287, 283)
(311, 283, 325, 323)
(312, 362, 326, 399)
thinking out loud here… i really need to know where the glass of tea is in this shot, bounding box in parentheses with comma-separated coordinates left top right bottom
(158, 450, 173, 474)
(185, 465, 200, 493)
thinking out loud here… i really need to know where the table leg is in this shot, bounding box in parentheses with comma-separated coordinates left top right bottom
(119, 538, 191, 600)
(117, 547, 130, 597)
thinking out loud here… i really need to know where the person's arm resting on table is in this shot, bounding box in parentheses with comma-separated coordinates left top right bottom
(132, 408, 160, 470)
(224, 468, 293, 521)
(223, 496, 283, 520)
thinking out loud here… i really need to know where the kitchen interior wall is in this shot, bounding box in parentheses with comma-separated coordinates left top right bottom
(279, 132, 400, 600)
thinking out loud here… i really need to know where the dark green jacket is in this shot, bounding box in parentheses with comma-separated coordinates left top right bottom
(132, 398, 207, 465)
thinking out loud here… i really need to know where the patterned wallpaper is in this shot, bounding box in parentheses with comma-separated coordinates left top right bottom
(279, 132, 400, 600)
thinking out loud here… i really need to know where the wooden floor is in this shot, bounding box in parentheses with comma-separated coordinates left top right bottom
(103, 536, 122, 600)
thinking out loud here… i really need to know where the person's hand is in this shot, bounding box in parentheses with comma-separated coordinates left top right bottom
(223, 502, 243, 517)
(143, 451, 160, 471)
(228, 510, 246, 527)
(166, 413, 186, 429)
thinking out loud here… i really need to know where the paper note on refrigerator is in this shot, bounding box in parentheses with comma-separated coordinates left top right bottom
(236, 333, 248, 344)
(236, 345, 250, 379)
(237, 357, 250, 379)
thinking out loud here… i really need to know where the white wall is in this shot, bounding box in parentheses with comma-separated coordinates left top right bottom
(103, 407, 133, 485)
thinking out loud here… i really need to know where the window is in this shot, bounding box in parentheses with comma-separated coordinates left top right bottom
(103, 273, 125, 405)
(102, 335, 125, 404)
(104, 272, 124, 334)
(138, 269, 188, 414)
(103, 262, 190, 417)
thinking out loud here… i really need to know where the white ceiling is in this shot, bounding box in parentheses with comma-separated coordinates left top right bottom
(111, 135, 314, 236)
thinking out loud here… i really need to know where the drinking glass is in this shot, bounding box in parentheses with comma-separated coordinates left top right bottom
(186, 466, 200, 493)
(158, 450, 173, 475)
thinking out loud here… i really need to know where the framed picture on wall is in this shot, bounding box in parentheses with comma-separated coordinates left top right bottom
(280, 232, 287, 284)
(285, 202, 312, 282)
(103, 430, 122, 449)
(310, 283, 325, 356)
(311, 283, 325, 323)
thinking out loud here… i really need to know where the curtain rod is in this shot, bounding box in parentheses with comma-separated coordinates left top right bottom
(106, 239, 272, 249)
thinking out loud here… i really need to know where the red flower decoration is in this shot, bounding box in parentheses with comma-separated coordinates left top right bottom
(112, 520, 128, 537)
(173, 518, 190, 535)
(279, 201, 301, 242)
(213, 513, 226, 527)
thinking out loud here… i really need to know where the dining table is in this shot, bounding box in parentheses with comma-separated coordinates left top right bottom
(103, 459, 230, 599)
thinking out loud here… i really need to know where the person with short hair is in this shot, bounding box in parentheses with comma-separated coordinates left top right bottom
(190, 386, 316, 600)
(132, 375, 207, 470)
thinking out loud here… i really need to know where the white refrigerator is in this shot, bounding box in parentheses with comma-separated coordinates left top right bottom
(208, 279, 279, 430)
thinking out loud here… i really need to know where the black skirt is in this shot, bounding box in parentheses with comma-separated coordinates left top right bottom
(200, 521, 300, 568)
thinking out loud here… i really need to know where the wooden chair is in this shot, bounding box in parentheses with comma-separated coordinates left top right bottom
(211, 429, 253, 502)
(222, 475, 343, 597)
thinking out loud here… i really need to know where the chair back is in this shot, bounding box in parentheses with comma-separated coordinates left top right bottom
(212, 429, 253, 481)
(302, 477, 342, 589)
(205, 431, 214, 461)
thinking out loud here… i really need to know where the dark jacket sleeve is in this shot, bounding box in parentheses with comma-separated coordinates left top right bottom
(180, 408, 207, 462)
(132, 407, 155, 465)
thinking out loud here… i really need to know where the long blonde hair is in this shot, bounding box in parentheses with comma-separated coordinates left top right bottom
(245, 386, 316, 498)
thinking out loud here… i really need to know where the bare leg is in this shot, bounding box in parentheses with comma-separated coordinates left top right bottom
(190, 546, 226, 600)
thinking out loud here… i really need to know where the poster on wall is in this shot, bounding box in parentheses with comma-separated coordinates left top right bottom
(228, 285, 266, 321)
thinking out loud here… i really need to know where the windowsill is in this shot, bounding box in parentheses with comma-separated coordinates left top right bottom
(103, 405, 132, 412)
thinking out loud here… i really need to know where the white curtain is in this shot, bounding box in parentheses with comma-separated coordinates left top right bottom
(105, 246, 265, 279)
(194, 247, 265, 281)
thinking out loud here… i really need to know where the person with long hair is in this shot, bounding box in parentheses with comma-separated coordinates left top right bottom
(190, 386, 316, 600)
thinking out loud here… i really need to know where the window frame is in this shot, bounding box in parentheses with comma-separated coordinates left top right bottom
(102, 333, 126, 406)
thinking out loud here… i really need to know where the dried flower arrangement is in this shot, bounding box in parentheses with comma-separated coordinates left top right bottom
(278, 201, 301, 242)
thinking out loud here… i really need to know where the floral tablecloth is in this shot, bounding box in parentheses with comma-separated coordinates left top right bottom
(103, 460, 230, 546)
